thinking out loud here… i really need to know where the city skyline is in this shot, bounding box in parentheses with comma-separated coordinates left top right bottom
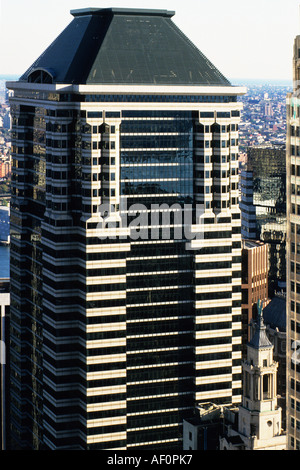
(0, 0, 299, 82)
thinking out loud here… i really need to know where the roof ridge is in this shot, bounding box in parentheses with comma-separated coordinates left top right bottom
(71, 8, 175, 18)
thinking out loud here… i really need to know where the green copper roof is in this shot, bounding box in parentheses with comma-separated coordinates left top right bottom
(20, 8, 231, 86)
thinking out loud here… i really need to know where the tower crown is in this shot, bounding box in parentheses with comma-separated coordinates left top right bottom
(20, 8, 230, 86)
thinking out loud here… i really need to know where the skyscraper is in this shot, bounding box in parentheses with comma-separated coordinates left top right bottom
(241, 239, 268, 356)
(286, 32, 300, 451)
(7, 8, 245, 450)
(240, 145, 286, 297)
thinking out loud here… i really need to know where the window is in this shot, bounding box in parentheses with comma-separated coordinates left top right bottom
(263, 374, 270, 399)
(28, 68, 53, 83)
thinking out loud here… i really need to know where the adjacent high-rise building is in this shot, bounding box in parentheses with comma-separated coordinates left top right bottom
(240, 145, 286, 297)
(7, 8, 245, 450)
(286, 32, 300, 451)
(241, 239, 268, 356)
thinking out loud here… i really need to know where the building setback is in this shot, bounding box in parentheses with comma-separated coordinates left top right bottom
(7, 8, 245, 450)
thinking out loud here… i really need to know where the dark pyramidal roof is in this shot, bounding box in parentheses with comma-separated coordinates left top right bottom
(20, 8, 231, 86)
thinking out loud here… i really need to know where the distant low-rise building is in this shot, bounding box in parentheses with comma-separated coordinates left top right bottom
(0, 160, 11, 179)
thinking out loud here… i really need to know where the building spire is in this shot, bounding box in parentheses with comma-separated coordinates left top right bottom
(248, 299, 273, 350)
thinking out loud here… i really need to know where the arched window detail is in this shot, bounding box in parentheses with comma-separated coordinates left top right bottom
(28, 68, 54, 84)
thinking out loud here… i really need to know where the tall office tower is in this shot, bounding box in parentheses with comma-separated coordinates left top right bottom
(7, 8, 245, 450)
(287, 33, 300, 451)
(241, 240, 268, 357)
(240, 145, 286, 297)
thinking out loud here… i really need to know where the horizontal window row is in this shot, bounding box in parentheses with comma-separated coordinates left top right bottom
(196, 381, 232, 392)
(194, 139, 238, 148)
(127, 287, 192, 305)
(195, 261, 232, 271)
(126, 258, 191, 273)
(121, 181, 193, 195)
(87, 393, 126, 404)
(86, 283, 126, 293)
(127, 411, 180, 430)
(120, 135, 192, 149)
(121, 149, 193, 164)
(121, 120, 193, 134)
(122, 197, 194, 211)
(82, 140, 116, 150)
(126, 394, 194, 414)
(195, 306, 232, 315)
(196, 291, 232, 301)
(196, 337, 232, 346)
(84, 95, 238, 104)
(127, 426, 180, 445)
(127, 350, 193, 368)
(196, 366, 232, 377)
(121, 164, 192, 180)
(127, 303, 193, 320)
(127, 379, 193, 398)
(87, 377, 126, 389)
(196, 321, 232, 331)
(127, 333, 193, 351)
(87, 409, 126, 420)
(195, 276, 232, 285)
(87, 362, 126, 373)
(127, 365, 194, 383)
(127, 273, 192, 289)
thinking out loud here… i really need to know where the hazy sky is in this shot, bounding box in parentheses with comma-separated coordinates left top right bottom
(1, 0, 300, 81)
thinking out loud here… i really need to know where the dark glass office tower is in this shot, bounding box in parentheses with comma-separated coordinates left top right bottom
(240, 145, 286, 296)
(7, 8, 245, 450)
